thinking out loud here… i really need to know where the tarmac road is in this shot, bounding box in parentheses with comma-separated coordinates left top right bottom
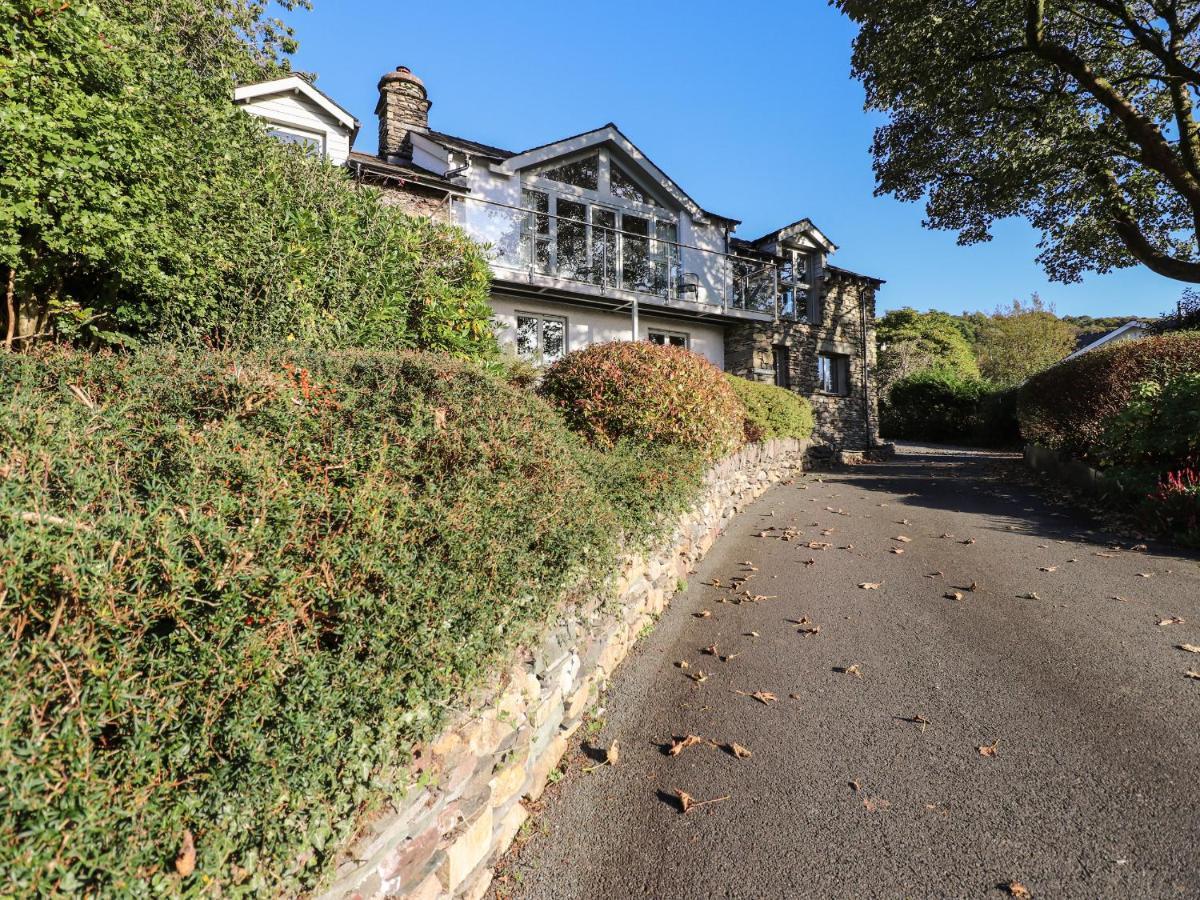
(490, 444, 1200, 900)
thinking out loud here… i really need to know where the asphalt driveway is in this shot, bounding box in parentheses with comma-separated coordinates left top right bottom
(490, 444, 1200, 899)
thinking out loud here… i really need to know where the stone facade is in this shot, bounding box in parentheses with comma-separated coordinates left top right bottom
(376, 183, 453, 223)
(726, 272, 881, 450)
(376, 67, 431, 160)
(317, 439, 808, 900)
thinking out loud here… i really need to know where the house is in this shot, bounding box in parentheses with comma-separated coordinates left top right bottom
(236, 67, 886, 450)
(1060, 320, 1148, 364)
(233, 75, 360, 165)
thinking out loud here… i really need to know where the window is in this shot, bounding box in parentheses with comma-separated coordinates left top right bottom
(515, 313, 567, 364)
(648, 329, 689, 349)
(610, 161, 652, 204)
(773, 345, 790, 389)
(556, 198, 589, 279)
(807, 288, 823, 324)
(521, 189, 551, 272)
(818, 352, 851, 395)
(541, 154, 599, 191)
(267, 127, 323, 154)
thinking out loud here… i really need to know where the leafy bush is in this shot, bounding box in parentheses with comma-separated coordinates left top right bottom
(1143, 465, 1200, 548)
(1018, 331, 1200, 459)
(540, 342, 744, 459)
(1, 0, 494, 355)
(879, 369, 991, 442)
(724, 374, 814, 443)
(0, 347, 711, 896)
(1095, 375, 1200, 469)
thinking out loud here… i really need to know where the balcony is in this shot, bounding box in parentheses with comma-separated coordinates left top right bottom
(452, 195, 809, 321)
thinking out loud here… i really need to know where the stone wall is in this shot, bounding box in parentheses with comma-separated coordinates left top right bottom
(725, 276, 880, 450)
(376, 183, 454, 223)
(317, 438, 809, 900)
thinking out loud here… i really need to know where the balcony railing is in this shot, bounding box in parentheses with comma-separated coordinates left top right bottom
(451, 194, 810, 318)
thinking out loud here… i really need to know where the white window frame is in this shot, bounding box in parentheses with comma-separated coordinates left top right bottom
(647, 328, 690, 349)
(514, 311, 568, 365)
(264, 123, 326, 155)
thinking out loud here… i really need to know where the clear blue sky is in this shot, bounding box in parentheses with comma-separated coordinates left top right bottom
(287, 0, 1183, 320)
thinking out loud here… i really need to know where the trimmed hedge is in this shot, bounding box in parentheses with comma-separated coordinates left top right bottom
(1018, 331, 1200, 459)
(724, 374, 815, 443)
(539, 342, 744, 459)
(0, 348, 707, 896)
(881, 369, 1020, 447)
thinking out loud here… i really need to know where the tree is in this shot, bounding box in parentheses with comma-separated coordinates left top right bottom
(974, 295, 1078, 384)
(836, 0, 1200, 284)
(875, 307, 980, 396)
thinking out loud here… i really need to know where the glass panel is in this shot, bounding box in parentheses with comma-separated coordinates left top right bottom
(516, 316, 539, 360)
(591, 208, 617, 287)
(268, 128, 322, 153)
(653, 221, 679, 298)
(773, 346, 790, 389)
(779, 287, 796, 319)
(648, 332, 666, 345)
(611, 162, 651, 204)
(556, 198, 588, 280)
(542, 317, 566, 362)
(521, 189, 551, 272)
(621, 215, 653, 292)
(668, 334, 687, 348)
(456, 199, 526, 269)
(541, 154, 599, 191)
(731, 258, 776, 312)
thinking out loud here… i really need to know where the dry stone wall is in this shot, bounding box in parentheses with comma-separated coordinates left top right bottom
(318, 438, 809, 900)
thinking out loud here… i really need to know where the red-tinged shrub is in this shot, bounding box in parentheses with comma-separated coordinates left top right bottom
(539, 341, 745, 459)
(1017, 331, 1200, 459)
(1143, 464, 1200, 548)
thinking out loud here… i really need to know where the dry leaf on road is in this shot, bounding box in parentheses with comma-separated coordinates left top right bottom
(703, 644, 718, 656)
(693, 610, 712, 619)
(1136, 572, 1155, 578)
(960, 538, 977, 545)
(675, 790, 730, 814)
(735, 690, 778, 705)
(668, 734, 707, 757)
(1018, 592, 1042, 600)
(1039, 566, 1058, 573)
(893, 535, 913, 543)
(798, 625, 821, 636)
(890, 548, 905, 555)
(727, 742, 753, 759)
(1186, 670, 1200, 680)
(1179, 644, 1200, 654)
(945, 591, 964, 601)
(862, 796, 891, 812)
(834, 665, 863, 678)
(978, 741, 1000, 757)
(858, 582, 883, 590)
(1159, 616, 1185, 626)
(606, 740, 620, 766)
(1007, 881, 1032, 898)
(688, 671, 709, 683)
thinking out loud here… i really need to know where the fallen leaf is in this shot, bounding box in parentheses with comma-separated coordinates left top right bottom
(727, 742, 753, 760)
(735, 690, 778, 705)
(746, 631, 760, 638)
(1007, 881, 1032, 899)
(902, 714, 931, 731)
(978, 740, 999, 758)
(939, 533, 954, 539)
(703, 644, 718, 656)
(1018, 592, 1042, 600)
(1130, 543, 1148, 552)
(960, 538, 976, 545)
(688, 670, 709, 683)
(807, 541, 832, 550)
(675, 789, 730, 814)
(1094, 551, 1117, 558)
(175, 830, 196, 878)
(890, 548, 905, 555)
(1178, 644, 1200, 654)
(789, 693, 803, 700)
(893, 535, 912, 543)
(898, 518, 911, 525)
(924, 571, 944, 579)
(862, 796, 891, 812)
(834, 664, 863, 678)
(1112, 596, 1130, 602)
(849, 779, 862, 792)
(1136, 572, 1155, 578)
(1038, 566, 1058, 573)
(968, 581, 980, 592)
(798, 625, 821, 636)
(693, 610, 712, 619)
(1159, 616, 1185, 626)
(858, 582, 883, 590)
(1186, 670, 1200, 680)
(705, 578, 723, 587)
(676, 660, 690, 669)
(668, 734, 706, 757)
(945, 591, 964, 601)
(606, 740, 620, 766)
(720, 653, 740, 662)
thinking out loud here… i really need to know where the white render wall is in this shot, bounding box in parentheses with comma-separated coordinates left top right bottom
(490, 293, 725, 369)
(238, 92, 353, 164)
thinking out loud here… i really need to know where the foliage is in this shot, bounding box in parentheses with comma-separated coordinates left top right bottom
(0, 0, 494, 355)
(973, 296, 1078, 386)
(1152, 288, 1200, 333)
(1096, 375, 1200, 470)
(1143, 465, 1200, 548)
(874, 307, 979, 395)
(723, 374, 815, 443)
(880, 369, 991, 442)
(0, 346, 728, 896)
(1017, 331, 1200, 459)
(540, 342, 744, 459)
(837, 0, 1200, 284)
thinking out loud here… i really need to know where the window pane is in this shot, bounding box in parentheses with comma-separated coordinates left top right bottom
(556, 198, 588, 280)
(541, 154, 599, 191)
(516, 316, 539, 359)
(818, 354, 832, 393)
(668, 334, 687, 348)
(648, 332, 666, 345)
(268, 128, 322, 153)
(591, 208, 617, 287)
(521, 190, 551, 271)
(542, 317, 566, 362)
(622, 215, 651, 291)
(774, 346, 790, 389)
(611, 162, 651, 204)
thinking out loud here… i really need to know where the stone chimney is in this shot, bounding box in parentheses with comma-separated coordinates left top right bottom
(376, 66, 431, 160)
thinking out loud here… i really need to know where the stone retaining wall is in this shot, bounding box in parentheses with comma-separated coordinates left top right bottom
(318, 438, 809, 900)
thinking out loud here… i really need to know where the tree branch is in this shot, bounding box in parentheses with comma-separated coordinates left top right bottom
(1095, 167, 1200, 280)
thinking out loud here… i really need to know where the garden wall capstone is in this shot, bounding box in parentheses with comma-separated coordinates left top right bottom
(317, 438, 809, 900)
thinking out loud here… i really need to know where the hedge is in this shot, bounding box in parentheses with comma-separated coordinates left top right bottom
(880, 369, 1020, 446)
(539, 342, 744, 459)
(723, 374, 815, 443)
(0, 347, 709, 896)
(1017, 331, 1200, 459)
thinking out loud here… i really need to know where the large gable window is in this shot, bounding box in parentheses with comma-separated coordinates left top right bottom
(610, 161, 652, 204)
(541, 154, 599, 191)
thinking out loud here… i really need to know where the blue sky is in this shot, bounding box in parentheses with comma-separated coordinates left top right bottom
(287, 0, 1183, 320)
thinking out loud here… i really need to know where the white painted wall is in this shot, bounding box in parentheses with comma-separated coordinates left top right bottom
(238, 92, 353, 164)
(490, 293, 725, 369)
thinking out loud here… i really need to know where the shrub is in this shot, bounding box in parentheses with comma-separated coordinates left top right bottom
(539, 342, 744, 459)
(1017, 331, 1200, 459)
(0, 346, 707, 896)
(1143, 465, 1200, 548)
(724, 374, 814, 443)
(1095, 374, 1200, 469)
(879, 369, 990, 442)
(972, 386, 1022, 447)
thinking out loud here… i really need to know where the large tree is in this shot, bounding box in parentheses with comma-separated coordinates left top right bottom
(836, 0, 1200, 283)
(975, 295, 1079, 383)
(875, 307, 980, 396)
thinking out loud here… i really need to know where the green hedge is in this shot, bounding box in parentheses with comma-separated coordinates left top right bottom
(0, 347, 707, 896)
(539, 342, 744, 459)
(880, 369, 1019, 447)
(723, 374, 815, 443)
(1017, 331, 1200, 459)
